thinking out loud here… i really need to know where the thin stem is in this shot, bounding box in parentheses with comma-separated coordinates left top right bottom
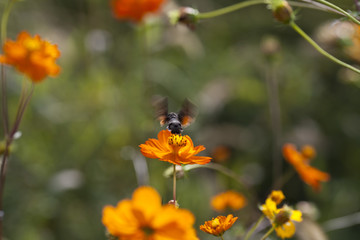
(198, 0, 267, 19)
(220, 235, 224, 240)
(273, 168, 295, 189)
(290, 21, 360, 75)
(1, 0, 16, 44)
(289, 0, 343, 14)
(311, 0, 360, 25)
(1, 66, 8, 138)
(10, 83, 34, 137)
(172, 164, 176, 202)
(244, 215, 265, 240)
(260, 226, 275, 240)
(183, 163, 256, 203)
(264, 60, 282, 189)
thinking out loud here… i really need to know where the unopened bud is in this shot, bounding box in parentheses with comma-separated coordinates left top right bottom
(270, 0, 293, 24)
(168, 7, 199, 29)
(301, 145, 316, 160)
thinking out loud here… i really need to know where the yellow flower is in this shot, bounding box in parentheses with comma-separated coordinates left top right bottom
(283, 144, 330, 191)
(260, 191, 302, 239)
(102, 186, 198, 240)
(268, 190, 285, 205)
(211, 190, 247, 212)
(200, 214, 238, 236)
(139, 130, 211, 165)
(0, 31, 60, 82)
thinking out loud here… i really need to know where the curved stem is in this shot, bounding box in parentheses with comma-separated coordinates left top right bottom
(183, 163, 256, 203)
(310, 0, 360, 25)
(289, 0, 343, 14)
(260, 226, 275, 240)
(198, 0, 268, 19)
(1, 0, 16, 43)
(290, 21, 360, 75)
(244, 215, 265, 240)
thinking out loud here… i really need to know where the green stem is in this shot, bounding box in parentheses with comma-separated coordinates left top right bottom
(220, 235, 224, 240)
(260, 226, 275, 240)
(173, 164, 176, 202)
(244, 215, 265, 240)
(1, 0, 16, 43)
(310, 0, 360, 25)
(183, 163, 257, 204)
(198, 0, 268, 19)
(289, 21, 360, 75)
(288, 1, 342, 14)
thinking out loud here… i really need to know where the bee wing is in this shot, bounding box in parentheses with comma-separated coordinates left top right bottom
(178, 98, 197, 127)
(152, 96, 168, 126)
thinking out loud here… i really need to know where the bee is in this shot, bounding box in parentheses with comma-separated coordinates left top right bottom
(153, 97, 196, 134)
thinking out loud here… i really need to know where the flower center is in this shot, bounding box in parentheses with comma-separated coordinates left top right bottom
(211, 218, 220, 228)
(168, 134, 187, 147)
(24, 38, 41, 51)
(142, 226, 155, 236)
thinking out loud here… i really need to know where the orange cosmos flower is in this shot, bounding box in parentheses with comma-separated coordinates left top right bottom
(200, 214, 238, 237)
(139, 130, 211, 165)
(0, 31, 60, 83)
(211, 190, 247, 212)
(102, 186, 198, 240)
(283, 144, 330, 191)
(111, 0, 166, 23)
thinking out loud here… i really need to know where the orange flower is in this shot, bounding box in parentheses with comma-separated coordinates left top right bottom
(211, 190, 247, 212)
(200, 214, 238, 237)
(111, 0, 166, 23)
(139, 130, 211, 165)
(0, 31, 60, 82)
(102, 186, 198, 240)
(283, 144, 330, 191)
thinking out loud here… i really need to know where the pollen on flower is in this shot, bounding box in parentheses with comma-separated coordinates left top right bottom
(139, 130, 211, 165)
(168, 134, 187, 147)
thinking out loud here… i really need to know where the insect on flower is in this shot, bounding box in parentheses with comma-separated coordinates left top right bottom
(153, 97, 196, 134)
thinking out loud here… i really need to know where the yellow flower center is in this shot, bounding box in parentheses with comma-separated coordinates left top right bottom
(24, 38, 41, 51)
(211, 218, 220, 228)
(168, 134, 187, 147)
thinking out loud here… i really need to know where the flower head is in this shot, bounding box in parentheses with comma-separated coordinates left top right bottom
(200, 214, 238, 237)
(111, 0, 166, 23)
(260, 190, 302, 239)
(139, 130, 211, 165)
(211, 190, 247, 212)
(0, 31, 60, 82)
(102, 186, 198, 240)
(283, 144, 330, 191)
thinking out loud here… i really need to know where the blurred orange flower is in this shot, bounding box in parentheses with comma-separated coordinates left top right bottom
(102, 186, 198, 240)
(200, 214, 238, 237)
(283, 144, 330, 191)
(260, 190, 302, 239)
(0, 31, 60, 82)
(211, 190, 247, 212)
(111, 0, 166, 22)
(139, 130, 211, 165)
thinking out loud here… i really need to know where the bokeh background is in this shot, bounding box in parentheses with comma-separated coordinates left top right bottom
(1, 0, 360, 239)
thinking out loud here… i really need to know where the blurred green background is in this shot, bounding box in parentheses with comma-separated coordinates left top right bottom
(1, 0, 360, 239)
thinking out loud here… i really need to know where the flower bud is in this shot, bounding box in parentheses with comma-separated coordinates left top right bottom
(270, 0, 293, 24)
(168, 7, 199, 29)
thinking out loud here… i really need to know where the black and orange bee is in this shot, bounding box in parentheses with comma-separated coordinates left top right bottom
(153, 97, 196, 134)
